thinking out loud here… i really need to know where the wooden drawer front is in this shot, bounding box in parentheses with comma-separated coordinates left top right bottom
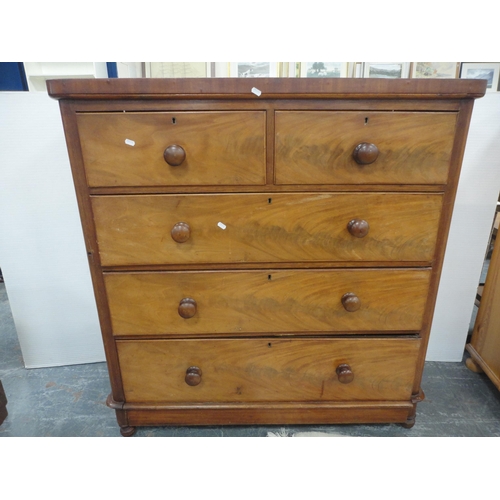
(76, 111, 266, 186)
(92, 192, 443, 266)
(105, 269, 431, 336)
(117, 337, 420, 403)
(275, 111, 457, 185)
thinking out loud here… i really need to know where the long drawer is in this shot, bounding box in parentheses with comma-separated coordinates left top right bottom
(117, 337, 421, 403)
(105, 269, 431, 336)
(76, 111, 267, 187)
(275, 111, 457, 185)
(92, 192, 443, 266)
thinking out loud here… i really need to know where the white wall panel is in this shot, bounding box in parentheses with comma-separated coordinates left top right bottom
(428, 92, 500, 361)
(0, 92, 104, 367)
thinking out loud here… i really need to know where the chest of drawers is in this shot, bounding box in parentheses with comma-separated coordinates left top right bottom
(48, 77, 485, 436)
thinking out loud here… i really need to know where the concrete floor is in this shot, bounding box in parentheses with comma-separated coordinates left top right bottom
(1, 281, 500, 437)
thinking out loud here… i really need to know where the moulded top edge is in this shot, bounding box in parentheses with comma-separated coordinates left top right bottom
(46, 78, 488, 100)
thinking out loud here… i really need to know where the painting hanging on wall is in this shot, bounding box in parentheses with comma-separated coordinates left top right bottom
(363, 62, 410, 78)
(411, 62, 459, 78)
(229, 62, 278, 77)
(299, 62, 348, 77)
(148, 63, 210, 78)
(460, 62, 500, 91)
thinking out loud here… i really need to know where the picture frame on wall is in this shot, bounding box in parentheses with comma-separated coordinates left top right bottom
(229, 62, 278, 77)
(299, 62, 349, 78)
(411, 62, 460, 79)
(363, 62, 410, 78)
(147, 62, 211, 78)
(460, 62, 500, 91)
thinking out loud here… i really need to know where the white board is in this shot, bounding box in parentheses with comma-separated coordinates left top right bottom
(0, 92, 104, 368)
(428, 92, 500, 361)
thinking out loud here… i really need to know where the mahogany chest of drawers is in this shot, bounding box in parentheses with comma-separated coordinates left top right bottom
(48, 77, 485, 436)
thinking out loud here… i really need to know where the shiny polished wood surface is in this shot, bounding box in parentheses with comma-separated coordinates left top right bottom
(48, 78, 484, 432)
(117, 337, 421, 403)
(105, 269, 431, 335)
(77, 111, 266, 187)
(275, 111, 456, 185)
(92, 193, 443, 266)
(466, 219, 500, 390)
(46, 77, 487, 100)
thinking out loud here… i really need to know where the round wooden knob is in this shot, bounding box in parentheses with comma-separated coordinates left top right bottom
(353, 142, 379, 164)
(336, 364, 354, 384)
(163, 145, 186, 166)
(347, 219, 369, 238)
(185, 366, 202, 386)
(178, 298, 197, 319)
(341, 292, 361, 312)
(171, 222, 190, 243)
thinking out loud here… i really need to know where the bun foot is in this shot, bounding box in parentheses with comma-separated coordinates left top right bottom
(465, 357, 483, 373)
(401, 416, 415, 429)
(120, 425, 136, 437)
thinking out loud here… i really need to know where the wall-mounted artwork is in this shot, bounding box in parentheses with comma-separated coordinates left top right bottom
(148, 63, 210, 78)
(363, 62, 410, 79)
(299, 62, 348, 77)
(460, 62, 500, 91)
(411, 62, 459, 78)
(229, 62, 278, 77)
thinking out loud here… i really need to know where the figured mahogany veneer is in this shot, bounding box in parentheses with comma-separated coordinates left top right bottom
(104, 269, 431, 335)
(77, 111, 266, 187)
(91, 193, 443, 266)
(116, 337, 420, 403)
(275, 111, 456, 185)
(48, 78, 485, 436)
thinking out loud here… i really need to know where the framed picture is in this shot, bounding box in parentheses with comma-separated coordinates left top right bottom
(363, 62, 410, 79)
(299, 62, 348, 78)
(460, 62, 500, 91)
(229, 62, 278, 77)
(411, 62, 459, 79)
(147, 62, 211, 78)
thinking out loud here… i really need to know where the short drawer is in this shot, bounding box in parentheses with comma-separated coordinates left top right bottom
(117, 337, 421, 403)
(275, 111, 457, 185)
(105, 269, 431, 336)
(76, 111, 266, 186)
(92, 192, 443, 266)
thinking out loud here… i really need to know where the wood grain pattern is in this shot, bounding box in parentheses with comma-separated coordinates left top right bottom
(77, 111, 266, 187)
(92, 192, 444, 266)
(466, 219, 500, 390)
(46, 77, 487, 100)
(48, 78, 484, 431)
(275, 111, 457, 185)
(57, 101, 127, 403)
(117, 337, 421, 403)
(125, 402, 413, 426)
(105, 269, 431, 335)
